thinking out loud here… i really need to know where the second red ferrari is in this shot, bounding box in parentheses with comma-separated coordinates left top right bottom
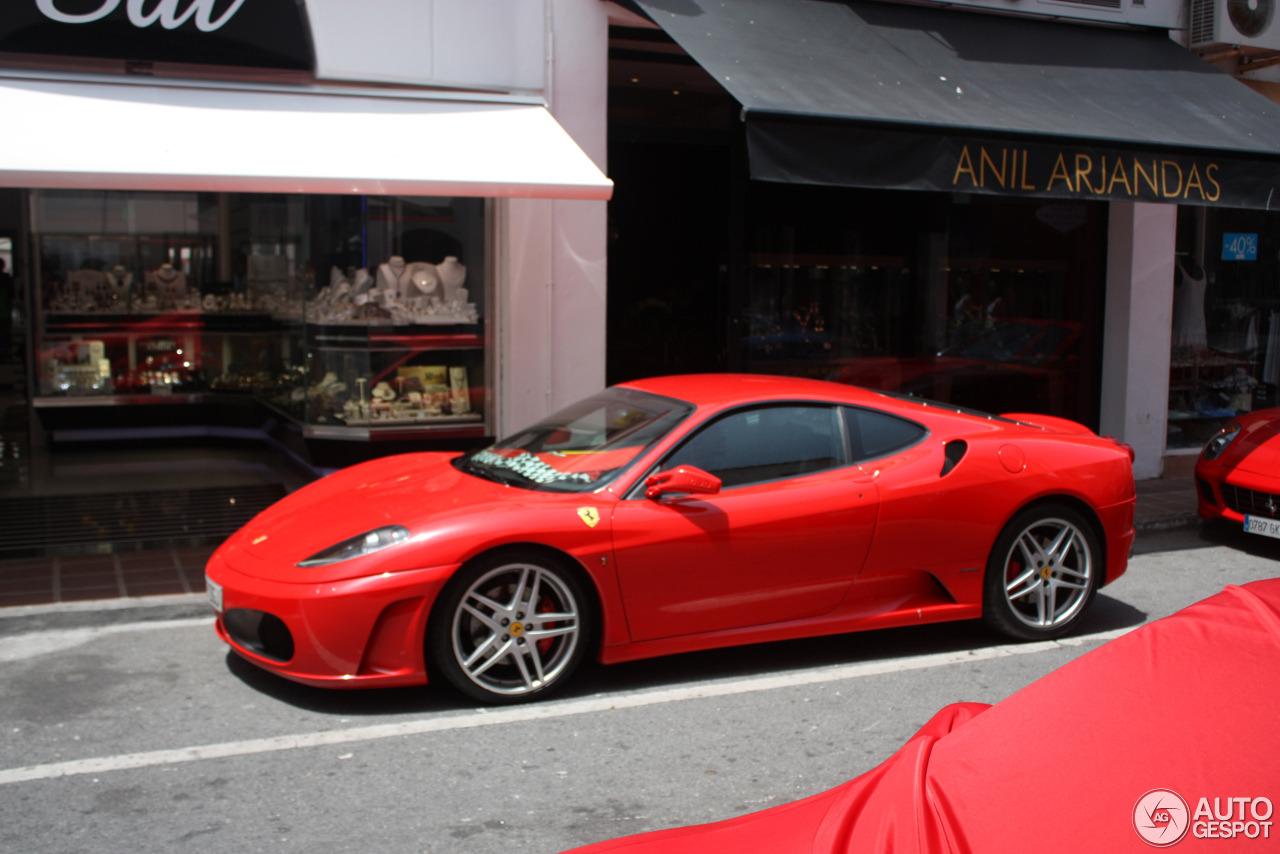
(1195, 407, 1280, 543)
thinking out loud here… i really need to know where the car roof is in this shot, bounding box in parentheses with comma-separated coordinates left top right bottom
(619, 373, 909, 411)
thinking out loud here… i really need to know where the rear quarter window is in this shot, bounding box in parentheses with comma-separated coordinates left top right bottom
(845, 407, 927, 462)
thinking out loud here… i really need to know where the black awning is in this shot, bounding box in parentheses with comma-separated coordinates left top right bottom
(635, 0, 1280, 208)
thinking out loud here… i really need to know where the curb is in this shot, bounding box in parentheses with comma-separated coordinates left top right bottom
(1134, 514, 1201, 535)
(0, 593, 208, 619)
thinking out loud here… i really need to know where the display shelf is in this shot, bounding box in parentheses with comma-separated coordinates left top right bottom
(308, 325, 482, 349)
(1167, 412, 1237, 421)
(31, 393, 205, 408)
(37, 311, 303, 400)
(1166, 348, 1261, 451)
(302, 422, 487, 442)
(44, 312, 294, 332)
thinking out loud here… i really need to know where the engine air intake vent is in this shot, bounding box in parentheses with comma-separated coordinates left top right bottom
(224, 609, 295, 663)
(941, 440, 968, 477)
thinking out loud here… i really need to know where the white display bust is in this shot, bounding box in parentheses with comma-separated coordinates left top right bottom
(147, 263, 187, 297)
(376, 256, 409, 296)
(105, 265, 133, 294)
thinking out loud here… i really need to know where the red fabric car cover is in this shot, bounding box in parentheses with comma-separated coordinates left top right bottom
(563, 579, 1280, 853)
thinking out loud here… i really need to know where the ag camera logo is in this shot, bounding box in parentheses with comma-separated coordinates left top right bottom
(1134, 789, 1275, 845)
(1134, 789, 1190, 847)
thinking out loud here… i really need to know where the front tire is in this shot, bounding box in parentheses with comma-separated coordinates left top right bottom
(982, 503, 1100, 640)
(428, 551, 593, 704)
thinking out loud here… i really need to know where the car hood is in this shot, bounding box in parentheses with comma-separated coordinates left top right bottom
(1232, 418, 1280, 478)
(218, 453, 516, 582)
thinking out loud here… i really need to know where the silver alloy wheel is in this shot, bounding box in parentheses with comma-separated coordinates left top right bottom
(999, 516, 1094, 629)
(450, 562, 581, 697)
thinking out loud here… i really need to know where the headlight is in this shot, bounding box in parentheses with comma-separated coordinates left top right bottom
(1201, 422, 1241, 462)
(297, 525, 410, 567)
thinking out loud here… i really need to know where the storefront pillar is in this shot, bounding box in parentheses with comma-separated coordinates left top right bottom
(1100, 201, 1177, 480)
(547, 0, 608, 418)
(502, 197, 555, 436)
(499, 0, 608, 438)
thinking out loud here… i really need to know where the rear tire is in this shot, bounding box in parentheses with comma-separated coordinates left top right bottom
(428, 551, 593, 704)
(982, 503, 1099, 640)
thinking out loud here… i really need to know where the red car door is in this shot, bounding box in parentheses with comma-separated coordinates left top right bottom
(610, 404, 880, 642)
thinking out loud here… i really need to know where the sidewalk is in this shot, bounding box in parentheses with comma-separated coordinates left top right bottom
(0, 478, 1201, 611)
(0, 546, 215, 609)
(1133, 477, 1201, 533)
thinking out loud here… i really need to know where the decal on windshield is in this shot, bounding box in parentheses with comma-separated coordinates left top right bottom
(472, 449, 594, 485)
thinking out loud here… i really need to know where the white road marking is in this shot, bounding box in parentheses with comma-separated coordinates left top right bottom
(0, 624, 1136, 785)
(0, 618, 214, 663)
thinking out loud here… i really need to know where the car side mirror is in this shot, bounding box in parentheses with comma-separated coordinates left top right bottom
(645, 465, 722, 499)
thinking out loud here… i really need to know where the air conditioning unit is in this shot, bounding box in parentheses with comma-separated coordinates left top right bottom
(899, 1, 1178, 29)
(1189, 0, 1280, 50)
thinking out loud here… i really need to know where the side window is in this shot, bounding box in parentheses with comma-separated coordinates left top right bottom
(666, 405, 845, 488)
(845, 407, 926, 462)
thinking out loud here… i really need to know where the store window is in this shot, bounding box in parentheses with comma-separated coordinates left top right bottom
(739, 185, 1108, 428)
(30, 190, 489, 436)
(1167, 206, 1280, 450)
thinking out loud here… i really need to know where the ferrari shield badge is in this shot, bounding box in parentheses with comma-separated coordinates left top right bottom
(577, 507, 601, 528)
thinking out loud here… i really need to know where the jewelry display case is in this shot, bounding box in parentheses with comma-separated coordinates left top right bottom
(298, 326, 486, 439)
(28, 190, 492, 445)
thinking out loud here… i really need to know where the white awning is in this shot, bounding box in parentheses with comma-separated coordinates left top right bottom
(0, 76, 613, 200)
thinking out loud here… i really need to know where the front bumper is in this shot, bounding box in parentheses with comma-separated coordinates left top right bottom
(1195, 465, 1280, 525)
(207, 553, 457, 689)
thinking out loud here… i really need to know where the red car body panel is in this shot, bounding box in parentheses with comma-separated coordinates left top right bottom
(1195, 407, 1280, 524)
(611, 463, 879, 641)
(560, 579, 1280, 854)
(205, 374, 1135, 689)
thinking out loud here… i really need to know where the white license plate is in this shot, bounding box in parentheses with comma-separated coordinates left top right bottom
(206, 576, 223, 612)
(1243, 515, 1280, 540)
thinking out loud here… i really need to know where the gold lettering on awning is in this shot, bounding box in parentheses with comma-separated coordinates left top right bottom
(1183, 163, 1206, 200)
(953, 146, 978, 186)
(947, 143, 1223, 203)
(1108, 158, 1132, 195)
(1046, 153, 1074, 192)
(980, 147, 1007, 188)
(1161, 161, 1184, 198)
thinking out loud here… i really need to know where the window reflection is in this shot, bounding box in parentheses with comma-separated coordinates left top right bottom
(741, 187, 1105, 427)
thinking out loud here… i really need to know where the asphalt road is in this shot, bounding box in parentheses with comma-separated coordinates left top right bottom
(0, 524, 1277, 854)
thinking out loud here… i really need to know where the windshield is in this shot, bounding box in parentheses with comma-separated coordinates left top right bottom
(456, 387, 693, 492)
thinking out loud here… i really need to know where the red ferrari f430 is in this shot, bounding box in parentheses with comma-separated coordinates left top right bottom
(206, 375, 1136, 703)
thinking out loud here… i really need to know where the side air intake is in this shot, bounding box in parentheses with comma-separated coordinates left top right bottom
(941, 440, 968, 476)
